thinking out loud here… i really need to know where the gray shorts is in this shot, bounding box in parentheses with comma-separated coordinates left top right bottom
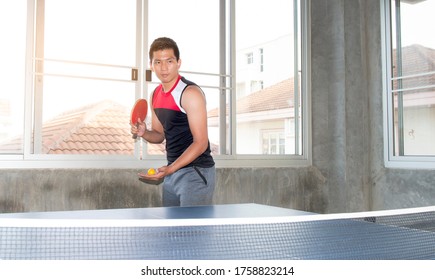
(162, 165, 216, 207)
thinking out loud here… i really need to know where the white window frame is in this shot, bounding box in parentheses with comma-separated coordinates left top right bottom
(381, 0, 435, 169)
(0, 0, 312, 169)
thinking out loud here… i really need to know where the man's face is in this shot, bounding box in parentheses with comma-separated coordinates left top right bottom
(150, 48, 181, 85)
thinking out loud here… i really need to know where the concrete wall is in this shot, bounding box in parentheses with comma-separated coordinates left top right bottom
(0, 167, 324, 213)
(1, 0, 435, 214)
(311, 0, 373, 212)
(310, 0, 435, 212)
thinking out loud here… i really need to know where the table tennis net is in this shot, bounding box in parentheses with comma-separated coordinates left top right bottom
(1, 207, 435, 260)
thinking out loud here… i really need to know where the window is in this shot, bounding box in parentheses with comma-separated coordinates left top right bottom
(259, 48, 264, 72)
(34, 0, 138, 156)
(382, 0, 435, 168)
(235, 0, 304, 156)
(0, 0, 139, 159)
(250, 80, 263, 92)
(0, 1, 27, 154)
(0, 0, 310, 168)
(262, 130, 285, 155)
(147, 0, 222, 156)
(246, 52, 254, 64)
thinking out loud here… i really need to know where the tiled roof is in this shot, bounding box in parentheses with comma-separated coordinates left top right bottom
(0, 100, 216, 155)
(208, 77, 297, 118)
(238, 78, 296, 113)
(43, 100, 134, 154)
(43, 100, 172, 155)
(392, 44, 435, 91)
(0, 100, 165, 155)
(44, 99, 220, 155)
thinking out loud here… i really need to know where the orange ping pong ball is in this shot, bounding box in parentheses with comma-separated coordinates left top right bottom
(147, 168, 156, 175)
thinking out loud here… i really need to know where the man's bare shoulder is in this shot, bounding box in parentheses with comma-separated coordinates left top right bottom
(181, 85, 206, 109)
(183, 84, 205, 100)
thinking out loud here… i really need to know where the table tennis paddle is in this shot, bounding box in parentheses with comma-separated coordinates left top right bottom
(130, 99, 148, 139)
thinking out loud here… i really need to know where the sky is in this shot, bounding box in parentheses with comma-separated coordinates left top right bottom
(397, 0, 435, 48)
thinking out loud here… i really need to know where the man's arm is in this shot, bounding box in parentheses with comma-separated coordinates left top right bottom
(141, 107, 165, 144)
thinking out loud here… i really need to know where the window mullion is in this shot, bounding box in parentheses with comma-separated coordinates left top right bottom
(33, 0, 45, 154)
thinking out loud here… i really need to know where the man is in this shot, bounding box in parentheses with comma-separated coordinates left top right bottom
(131, 37, 215, 207)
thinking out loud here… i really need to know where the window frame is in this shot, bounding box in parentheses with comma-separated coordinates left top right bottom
(381, 0, 435, 169)
(0, 0, 312, 169)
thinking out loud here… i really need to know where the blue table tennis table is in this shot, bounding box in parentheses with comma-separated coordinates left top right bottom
(1, 203, 435, 260)
(0, 203, 310, 220)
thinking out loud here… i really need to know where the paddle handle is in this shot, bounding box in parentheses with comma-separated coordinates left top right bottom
(132, 123, 139, 139)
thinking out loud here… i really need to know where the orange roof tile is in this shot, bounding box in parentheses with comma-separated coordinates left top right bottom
(42, 100, 134, 154)
(392, 44, 435, 91)
(208, 77, 297, 118)
(0, 100, 217, 155)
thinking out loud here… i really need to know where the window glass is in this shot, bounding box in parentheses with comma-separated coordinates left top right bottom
(0, 1, 27, 154)
(147, 0, 223, 155)
(34, 0, 138, 155)
(390, 0, 435, 156)
(235, 0, 301, 155)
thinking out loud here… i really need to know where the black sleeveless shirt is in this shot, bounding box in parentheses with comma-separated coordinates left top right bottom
(152, 76, 214, 168)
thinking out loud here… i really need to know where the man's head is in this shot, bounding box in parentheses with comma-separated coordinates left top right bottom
(149, 37, 182, 86)
(149, 37, 180, 62)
